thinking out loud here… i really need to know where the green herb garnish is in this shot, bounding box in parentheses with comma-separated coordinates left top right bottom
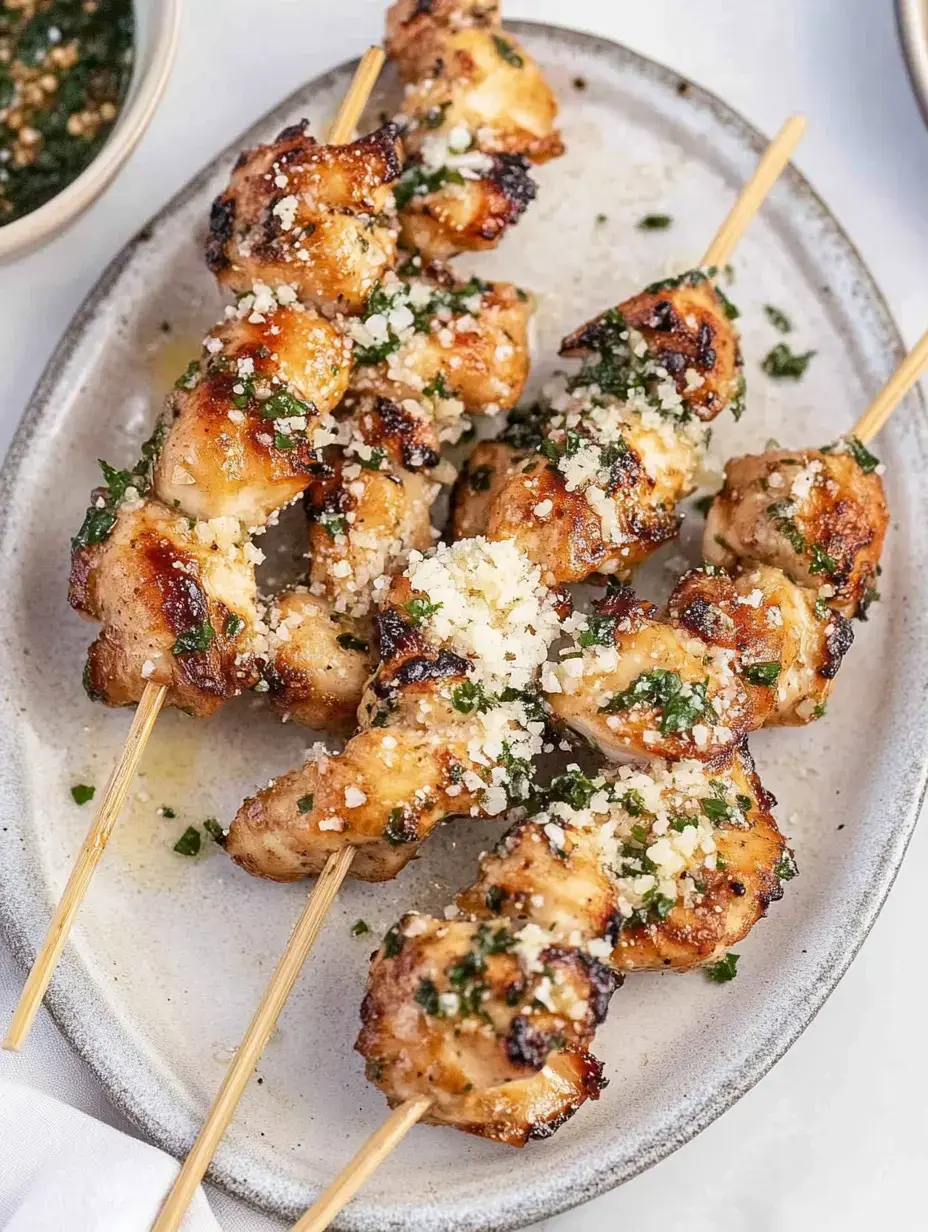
(492, 34, 524, 67)
(173, 826, 201, 857)
(297, 795, 314, 814)
(742, 661, 781, 687)
(763, 305, 792, 333)
(172, 620, 216, 656)
(203, 818, 226, 846)
(70, 784, 95, 806)
(403, 596, 442, 626)
(599, 668, 712, 736)
(705, 952, 739, 982)
(637, 214, 673, 230)
(351, 919, 371, 937)
(761, 343, 815, 380)
(336, 632, 369, 653)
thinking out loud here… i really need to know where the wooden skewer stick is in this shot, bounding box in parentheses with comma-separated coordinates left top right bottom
(148, 46, 386, 1232)
(292, 1096, 432, 1232)
(3, 681, 167, 1050)
(286, 113, 812, 1232)
(2, 45, 385, 1059)
(702, 114, 806, 269)
(151, 846, 356, 1232)
(853, 327, 928, 444)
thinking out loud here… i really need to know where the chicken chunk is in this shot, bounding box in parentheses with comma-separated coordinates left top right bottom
(668, 563, 853, 725)
(386, 2, 562, 258)
(480, 282, 737, 585)
(356, 915, 619, 1144)
(69, 498, 259, 715)
(388, 5, 562, 163)
(460, 751, 792, 972)
(561, 272, 744, 423)
(227, 537, 562, 881)
(260, 590, 374, 732)
(154, 298, 353, 528)
(449, 440, 529, 539)
(206, 122, 402, 314)
(348, 263, 532, 429)
(546, 586, 758, 763)
(704, 444, 888, 618)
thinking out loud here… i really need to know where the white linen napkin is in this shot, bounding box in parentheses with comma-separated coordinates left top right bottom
(0, 1078, 220, 1231)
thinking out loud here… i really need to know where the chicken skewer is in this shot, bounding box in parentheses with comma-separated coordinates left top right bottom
(227, 114, 806, 888)
(2, 47, 392, 1054)
(288, 329, 928, 1232)
(148, 14, 562, 1221)
(138, 112, 803, 1226)
(148, 113, 806, 1232)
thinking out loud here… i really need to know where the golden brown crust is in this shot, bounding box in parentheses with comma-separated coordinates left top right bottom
(561, 275, 743, 423)
(704, 448, 888, 617)
(356, 916, 616, 1144)
(449, 440, 529, 539)
(206, 122, 402, 313)
(460, 748, 789, 973)
(546, 586, 759, 762)
(154, 306, 352, 527)
(70, 500, 259, 716)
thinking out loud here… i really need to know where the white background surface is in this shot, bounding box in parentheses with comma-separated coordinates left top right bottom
(1, 2, 927, 1229)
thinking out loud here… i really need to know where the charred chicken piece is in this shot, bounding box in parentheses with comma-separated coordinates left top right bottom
(460, 750, 792, 973)
(357, 915, 619, 1144)
(386, 1, 562, 258)
(70, 499, 259, 715)
(303, 394, 441, 618)
(668, 563, 854, 725)
(546, 585, 759, 763)
(704, 444, 888, 619)
(206, 122, 402, 314)
(348, 262, 532, 434)
(154, 296, 352, 528)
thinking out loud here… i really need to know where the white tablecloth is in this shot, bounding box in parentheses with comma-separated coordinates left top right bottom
(2, 2, 928, 1229)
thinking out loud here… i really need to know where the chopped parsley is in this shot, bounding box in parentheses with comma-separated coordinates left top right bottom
(70, 783, 95, 806)
(173, 826, 201, 857)
(705, 952, 739, 982)
(808, 543, 838, 577)
(403, 596, 442, 626)
(351, 919, 371, 937)
(578, 613, 617, 648)
(763, 305, 792, 333)
(71, 421, 167, 551)
(547, 767, 600, 811)
(775, 850, 798, 881)
(175, 359, 201, 390)
(393, 163, 465, 212)
(223, 613, 244, 638)
(297, 794, 314, 814)
(383, 924, 404, 958)
(203, 817, 226, 846)
(451, 679, 491, 715)
(761, 342, 815, 380)
(159, 806, 176, 818)
(315, 511, 348, 539)
(841, 434, 880, 474)
(637, 213, 673, 230)
(358, 447, 386, 471)
(172, 620, 216, 656)
(599, 668, 712, 736)
(492, 34, 524, 67)
(415, 978, 441, 1016)
(423, 372, 450, 400)
(384, 808, 418, 846)
(742, 661, 781, 686)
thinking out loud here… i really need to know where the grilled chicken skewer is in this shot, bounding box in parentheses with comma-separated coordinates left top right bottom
(358, 748, 791, 1143)
(147, 16, 564, 1224)
(233, 113, 811, 883)
(546, 435, 889, 763)
(3, 48, 393, 1054)
(290, 329, 928, 1232)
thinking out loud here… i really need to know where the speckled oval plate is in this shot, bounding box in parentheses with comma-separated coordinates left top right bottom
(1, 22, 927, 1232)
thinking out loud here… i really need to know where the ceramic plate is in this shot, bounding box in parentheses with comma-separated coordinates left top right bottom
(1, 23, 927, 1232)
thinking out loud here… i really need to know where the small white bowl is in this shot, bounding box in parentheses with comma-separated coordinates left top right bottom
(0, 0, 181, 261)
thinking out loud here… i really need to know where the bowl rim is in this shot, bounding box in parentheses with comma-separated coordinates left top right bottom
(0, 0, 182, 261)
(896, 0, 928, 126)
